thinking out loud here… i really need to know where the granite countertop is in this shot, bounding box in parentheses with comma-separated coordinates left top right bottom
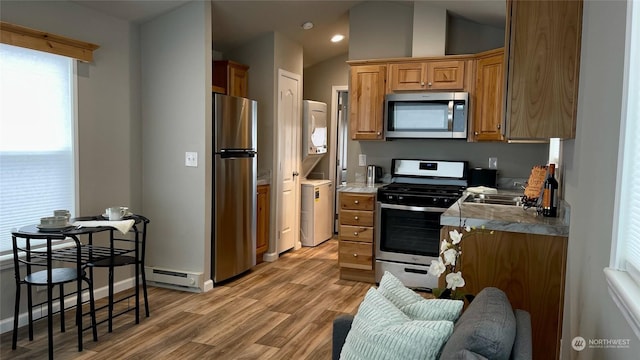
(337, 182, 384, 194)
(441, 191, 570, 237)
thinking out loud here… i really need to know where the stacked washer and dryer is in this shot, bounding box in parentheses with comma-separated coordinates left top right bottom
(300, 100, 333, 247)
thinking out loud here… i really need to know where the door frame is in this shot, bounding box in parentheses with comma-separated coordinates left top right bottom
(329, 85, 348, 233)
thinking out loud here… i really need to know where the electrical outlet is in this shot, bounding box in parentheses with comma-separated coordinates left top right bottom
(358, 154, 367, 166)
(185, 152, 198, 167)
(488, 157, 498, 169)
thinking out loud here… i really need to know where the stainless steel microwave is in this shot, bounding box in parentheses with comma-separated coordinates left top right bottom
(384, 92, 468, 139)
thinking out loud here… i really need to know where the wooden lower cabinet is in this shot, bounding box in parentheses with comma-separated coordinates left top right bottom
(441, 226, 567, 360)
(256, 184, 269, 264)
(338, 192, 376, 282)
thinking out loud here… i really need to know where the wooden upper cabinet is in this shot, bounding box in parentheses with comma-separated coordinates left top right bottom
(387, 62, 426, 91)
(388, 60, 465, 92)
(506, 0, 583, 140)
(213, 60, 249, 98)
(427, 60, 465, 90)
(349, 64, 386, 140)
(472, 48, 506, 142)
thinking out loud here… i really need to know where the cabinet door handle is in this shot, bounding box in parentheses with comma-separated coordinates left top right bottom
(421, 81, 425, 86)
(377, 132, 381, 136)
(353, 253, 358, 257)
(474, 131, 479, 136)
(428, 82, 432, 87)
(354, 200, 359, 204)
(497, 124, 501, 129)
(354, 216, 359, 220)
(353, 232, 359, 236)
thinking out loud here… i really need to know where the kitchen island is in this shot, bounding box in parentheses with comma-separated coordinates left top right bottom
(440, 191, 570, 360)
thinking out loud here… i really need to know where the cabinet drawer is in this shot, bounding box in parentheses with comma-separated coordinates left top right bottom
(339, 241, 373, 270)
(340, 193, 375, 211)
(340, 225, 373, 242)
(340, 209, 374, 227)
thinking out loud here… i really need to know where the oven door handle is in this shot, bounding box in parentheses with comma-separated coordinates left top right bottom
(379, 202, 446, 213)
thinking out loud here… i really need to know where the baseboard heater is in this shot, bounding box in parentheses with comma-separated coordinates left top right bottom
(145, 266, 202, 291)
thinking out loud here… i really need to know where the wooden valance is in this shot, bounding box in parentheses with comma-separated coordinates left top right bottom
(0, 21, 99, 62)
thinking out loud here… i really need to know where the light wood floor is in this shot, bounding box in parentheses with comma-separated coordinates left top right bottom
(0, 239, 374, 359)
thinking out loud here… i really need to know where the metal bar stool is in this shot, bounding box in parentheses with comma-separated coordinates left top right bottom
(11, 228, 98, 359)
(84, 214, 150, 332)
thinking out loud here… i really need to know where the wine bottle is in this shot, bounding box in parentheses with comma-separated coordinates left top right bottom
(542, 164, 558, 217)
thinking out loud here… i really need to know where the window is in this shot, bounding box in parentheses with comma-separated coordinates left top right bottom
(0, 43, 76, 254)
(605, 0, 640, 340)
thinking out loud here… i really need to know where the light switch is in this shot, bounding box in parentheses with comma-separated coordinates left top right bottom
(489, 157, 498, 169)
(185, 152, 198, 167)
(358, 154, 367, 166)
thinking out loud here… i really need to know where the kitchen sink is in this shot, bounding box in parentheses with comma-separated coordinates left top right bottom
(463, 193, 524, 207)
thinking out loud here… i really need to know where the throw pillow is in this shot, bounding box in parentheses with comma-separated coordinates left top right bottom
(340, 288, 454, 360)
(439, 287, 516, 360)
(377, 271, 463, 322)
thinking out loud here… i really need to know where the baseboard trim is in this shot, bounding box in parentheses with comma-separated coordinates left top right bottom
(0, 276, 137, 335)
(263, 251, 278, 262)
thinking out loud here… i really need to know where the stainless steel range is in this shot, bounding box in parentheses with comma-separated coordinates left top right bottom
(376, 159, 468, 290)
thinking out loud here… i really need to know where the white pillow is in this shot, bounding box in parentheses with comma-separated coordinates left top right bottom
(340, 288, 454, 360)
(377, 271, 463, 322)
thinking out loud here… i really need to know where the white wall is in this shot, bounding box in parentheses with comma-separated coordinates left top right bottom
(562, 0, 637, 358)
(141, 1, 212, 285)
(349, 1, 414, 60)
(0, 0, 141, 325)
(446, 15, 505, 55)
(412, 2, 447, 57)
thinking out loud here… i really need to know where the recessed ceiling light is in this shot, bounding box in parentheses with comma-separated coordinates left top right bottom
(302, 21, 314, 30)
(331, 34, 345, 43)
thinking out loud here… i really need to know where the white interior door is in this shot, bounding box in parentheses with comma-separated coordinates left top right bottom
(277, 69, 301, 253)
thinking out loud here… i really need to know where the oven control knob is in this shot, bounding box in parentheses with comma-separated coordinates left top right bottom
(443, 198, 450, 205)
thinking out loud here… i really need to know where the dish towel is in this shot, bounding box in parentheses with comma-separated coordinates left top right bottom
(72, 220, 135, 235)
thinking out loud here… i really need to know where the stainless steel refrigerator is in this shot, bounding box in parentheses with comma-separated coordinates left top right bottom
(212, 93, 257, 283)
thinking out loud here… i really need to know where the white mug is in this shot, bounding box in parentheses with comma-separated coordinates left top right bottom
(106, 207, 126, 221)
(53, 209, 71, 223)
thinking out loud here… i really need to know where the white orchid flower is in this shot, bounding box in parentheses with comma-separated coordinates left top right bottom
(440, 239, 450, 253)
(442, 248, 457, 266)
(449, 229, 463, 245)
(465, 225, 471, 232)
(445, 271, 466, 290)
(428, 259, 446, 277)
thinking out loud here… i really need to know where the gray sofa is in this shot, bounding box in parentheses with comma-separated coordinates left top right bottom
(332, 287, 532, 360)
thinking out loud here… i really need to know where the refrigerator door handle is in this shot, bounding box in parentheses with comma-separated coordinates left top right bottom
(220, 150, 256, 159)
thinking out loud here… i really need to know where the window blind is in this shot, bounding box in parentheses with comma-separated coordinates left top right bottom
(0, 43, 75, 253)
(616, 0, 640, 286)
